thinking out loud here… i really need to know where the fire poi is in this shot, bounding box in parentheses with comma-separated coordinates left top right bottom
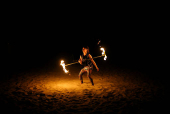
(60, 60, 69, 73)
(60, 45, 107, 75)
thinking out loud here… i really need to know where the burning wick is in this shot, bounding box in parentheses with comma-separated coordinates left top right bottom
(60, 60, 69, 73)
(100, 47, 107, 60)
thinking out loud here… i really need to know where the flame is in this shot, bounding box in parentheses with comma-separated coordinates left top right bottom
(104, 55, 107, 60)
(60, 60, 69, 73)
(100, 47, 107, 60)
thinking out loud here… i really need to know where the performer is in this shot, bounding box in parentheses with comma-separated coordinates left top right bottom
(78, 46, 99, 85)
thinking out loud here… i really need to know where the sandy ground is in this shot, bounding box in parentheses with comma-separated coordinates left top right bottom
(0, 64, 167, 114)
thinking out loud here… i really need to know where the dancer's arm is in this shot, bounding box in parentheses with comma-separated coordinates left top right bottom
(78, 55, 82, 65)
(89, 54, 99, 71)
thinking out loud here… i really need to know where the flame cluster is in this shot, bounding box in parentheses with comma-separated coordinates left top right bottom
(100, 47, 107, 60)
(60, 60, 69, 73)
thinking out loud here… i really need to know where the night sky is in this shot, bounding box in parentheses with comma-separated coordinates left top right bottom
(3, 5, 164, 79)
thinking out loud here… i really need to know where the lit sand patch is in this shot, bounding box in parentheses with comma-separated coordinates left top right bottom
(0, 69, 165, 113)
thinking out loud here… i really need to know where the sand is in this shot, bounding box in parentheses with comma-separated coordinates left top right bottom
(0, 64, 167, 114)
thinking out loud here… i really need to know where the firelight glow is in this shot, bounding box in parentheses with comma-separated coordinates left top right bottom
(100, 47, 107, 60)
(60, 60, 69, 73)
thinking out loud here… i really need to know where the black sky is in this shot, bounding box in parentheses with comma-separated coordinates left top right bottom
(3, 5, 164, 77)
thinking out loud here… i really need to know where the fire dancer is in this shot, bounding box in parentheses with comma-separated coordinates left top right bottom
(78, 46, 99, 85)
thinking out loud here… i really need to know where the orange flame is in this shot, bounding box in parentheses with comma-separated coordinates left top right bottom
(100, 47, 107, 60)
(60, 60, 69, 73)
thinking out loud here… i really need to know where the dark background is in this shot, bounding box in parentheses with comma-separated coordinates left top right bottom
(2, 5, 165, 80)
(1, 3, 168, 114)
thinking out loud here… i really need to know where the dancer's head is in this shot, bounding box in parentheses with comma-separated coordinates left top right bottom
(82, 46, 89, 56)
